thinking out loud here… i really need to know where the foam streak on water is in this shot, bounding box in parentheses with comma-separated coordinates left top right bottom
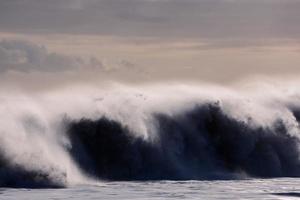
(1, 178, 300, 200)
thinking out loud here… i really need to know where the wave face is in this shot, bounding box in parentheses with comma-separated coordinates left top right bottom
(1, 83, 300, 187)
(67, 104, 300, 180)
(0, 153, 66, 188)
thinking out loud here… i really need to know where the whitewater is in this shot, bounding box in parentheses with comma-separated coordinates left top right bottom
(1, 80, 300, 199)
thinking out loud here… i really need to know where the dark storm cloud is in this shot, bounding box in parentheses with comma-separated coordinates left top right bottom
(1, 0, 300, 40)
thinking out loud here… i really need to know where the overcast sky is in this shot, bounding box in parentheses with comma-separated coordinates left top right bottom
(1, 0, 300, 84)
(1, 0, 300, 40)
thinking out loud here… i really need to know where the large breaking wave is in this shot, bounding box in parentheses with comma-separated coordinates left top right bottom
(1, 82, 300, 187)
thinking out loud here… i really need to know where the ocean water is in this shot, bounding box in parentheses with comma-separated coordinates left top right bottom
(2, 84, 300, 199)
(1, 178, 300, 200)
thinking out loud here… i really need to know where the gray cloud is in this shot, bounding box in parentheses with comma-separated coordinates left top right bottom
(0, 39, 145, 75)
(1, 0, 300, 41)
(0, 39, 103, 73)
